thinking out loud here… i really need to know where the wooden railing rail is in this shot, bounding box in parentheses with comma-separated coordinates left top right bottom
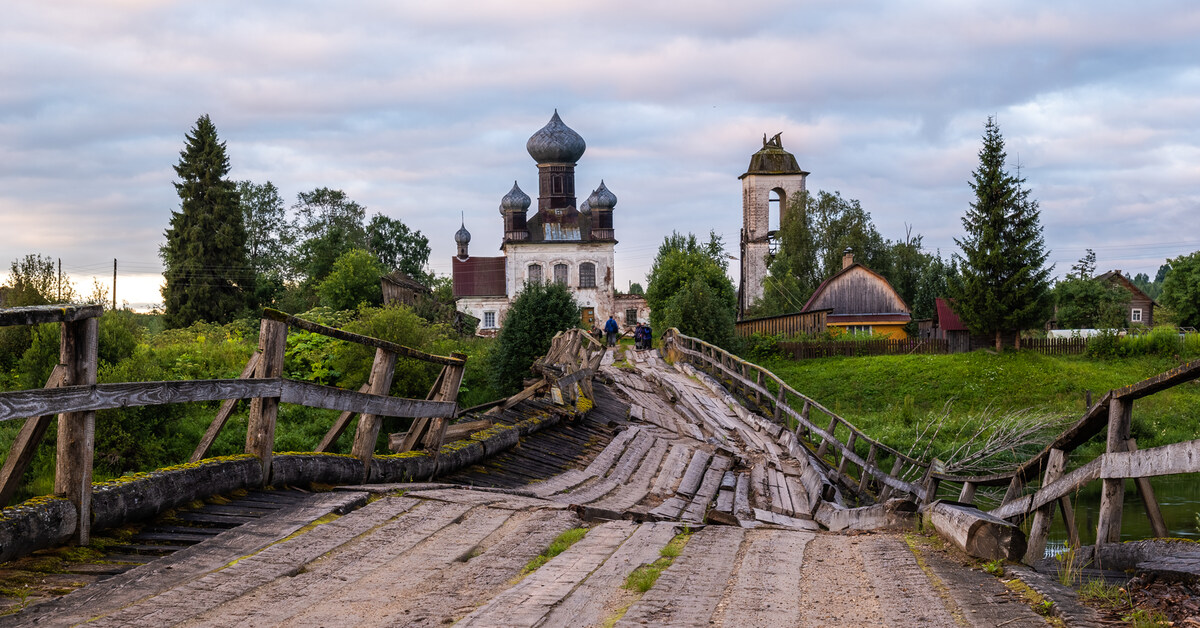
(661, 329, 930, 503)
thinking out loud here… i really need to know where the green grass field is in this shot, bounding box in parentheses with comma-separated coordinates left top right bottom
(754, 351, 1200, 464)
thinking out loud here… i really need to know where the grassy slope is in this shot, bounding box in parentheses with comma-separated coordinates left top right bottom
(755, 351, 1200, 460)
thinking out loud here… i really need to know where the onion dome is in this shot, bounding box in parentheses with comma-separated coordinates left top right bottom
(526, 110, 586, 164)
(454, 220, 471, 244)
(578, 193, 592, 214)
(499, 181, 531, 214)
(588, 180, 617, 210)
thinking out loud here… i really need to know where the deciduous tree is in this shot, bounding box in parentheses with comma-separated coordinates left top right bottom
(488, 281, 580, 394)
(645, 231, 737, 348)
(1160, 250, 1200, 327)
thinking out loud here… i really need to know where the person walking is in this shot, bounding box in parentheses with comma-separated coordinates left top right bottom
(604, 315, 619, 347)
(633, 323, 644, 350)
(643, 322, 652, 349)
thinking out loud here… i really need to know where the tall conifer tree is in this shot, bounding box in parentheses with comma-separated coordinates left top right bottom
(949, 117, 1052, 350)
(161, 115, 249, 327)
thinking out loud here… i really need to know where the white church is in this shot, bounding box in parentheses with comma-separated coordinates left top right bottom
(451, 112, 647, 334)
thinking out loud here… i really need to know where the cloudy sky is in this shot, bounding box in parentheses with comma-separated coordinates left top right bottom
(2, 1, 1198, 309)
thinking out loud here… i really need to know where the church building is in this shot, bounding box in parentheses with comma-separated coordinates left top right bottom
(452, 112, 631, 334)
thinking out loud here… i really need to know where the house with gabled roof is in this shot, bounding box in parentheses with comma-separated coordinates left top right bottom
(801, 250, 911, 339)
(1094, 270, 1156, 326)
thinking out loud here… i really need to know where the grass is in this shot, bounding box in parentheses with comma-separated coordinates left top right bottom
(1078, 578, 1128, 609)
(521, 527, 589, 575)
(623, 529, 693, 593)
(1054, 544, 1088, 587)
(1123, 608, 1170, 627)
(756, 350, 1200, 460)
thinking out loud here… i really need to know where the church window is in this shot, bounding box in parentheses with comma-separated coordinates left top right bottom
(625, 308, 637, 325)
(579, 262, 596, 288)
(552, 176, 564, 195)
(554, 263, 568, 285)
(527, 263, 543, 284)
(483, 311, 496, 328)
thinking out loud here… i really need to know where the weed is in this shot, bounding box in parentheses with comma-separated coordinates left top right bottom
(1122, 608, 1170, 627)
(1054, 544, 1088, 586)
(521, 527, 588, 575)
(623, 529, 694, 593)
(1077, 579, 1128, 609)
(1034, 599, 1055, 616)
(981, 559, 1004, 576)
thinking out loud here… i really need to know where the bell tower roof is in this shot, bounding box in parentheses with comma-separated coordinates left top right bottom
(740, 132, 809, 179)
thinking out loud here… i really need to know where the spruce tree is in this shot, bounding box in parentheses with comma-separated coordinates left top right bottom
(948, 117, 1052, 350)
(161, 115, 249, 327)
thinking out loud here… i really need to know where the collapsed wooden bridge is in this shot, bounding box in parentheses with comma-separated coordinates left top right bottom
(1, 304, 1196, 626)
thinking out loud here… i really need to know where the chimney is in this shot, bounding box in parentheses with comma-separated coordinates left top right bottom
(842, 248, 854, 270)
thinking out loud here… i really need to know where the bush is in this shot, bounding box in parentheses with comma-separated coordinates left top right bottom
(1086, 326, 1194, 359)
(489, 282, 580, 395)
(317, 248, 384, 311)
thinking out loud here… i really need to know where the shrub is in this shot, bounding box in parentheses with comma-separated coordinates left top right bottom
(489, 282, 580, 395)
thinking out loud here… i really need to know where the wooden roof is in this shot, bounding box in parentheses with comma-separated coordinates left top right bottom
(802, 263, 910, 318)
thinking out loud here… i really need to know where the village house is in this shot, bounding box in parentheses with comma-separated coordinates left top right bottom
(801, 251, 911, 339)
(451, 112, 646, 335)
(1095, 270, 1156, 326)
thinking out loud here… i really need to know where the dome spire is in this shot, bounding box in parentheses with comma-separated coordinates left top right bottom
(526, 111, 586, 164)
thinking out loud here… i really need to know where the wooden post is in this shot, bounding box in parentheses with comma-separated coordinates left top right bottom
(0, 365, 67, 506)
(190, 352, 261, 462)
(837, 432, 858, 476)
(55, 317, 99, 545)
(754, 370, 763, 405)
(1001, 474, 1024, 505)
(1096, 397, 1131, 544)
(1024, 448, 1067, 564)
(796, 400, 811, 439)
(315, 382, 371, 452)
(418, 352, 468, 456)
(816, 416, 839, 459)
(957, 481, 977, 504)
(772, 385, 786, 423)
(1125, 438, 1169, 538)
(246, 319, 286, 485)
(858, 444, 877, 493)
(1059, 495, 1081, 549)
(349, 348, 399, 472)
(879, 458, 903, 501)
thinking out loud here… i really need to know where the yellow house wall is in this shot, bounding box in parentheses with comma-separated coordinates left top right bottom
(827, 322, 908, 340)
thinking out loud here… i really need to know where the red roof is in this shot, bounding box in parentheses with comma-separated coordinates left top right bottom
(935, 298, 968, 331)
(452, 257, 506, 297)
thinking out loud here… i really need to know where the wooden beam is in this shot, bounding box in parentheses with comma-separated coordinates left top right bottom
(350, 348, 399, 471)
(0, 304, 103, 327)
(1125, 439, 1169, 539)
(189, 352, 261, 462)
(1096, 397, 1131, 544)
(1113, 358, 1200, 400)
(315, 382, 371, 453)
(1024, 448, 1067, 564)
(927, 500, 1027, 562)
(0, 364, 67, 507)
(54, 317, 98, 545)
(281, 380, 452, 418)
(246, 319, 286, 485)
(957, 481, 977, 504)
(418, 352, 467, 455)
(0, 378, 283, 422)
(262, 307, 463, 366)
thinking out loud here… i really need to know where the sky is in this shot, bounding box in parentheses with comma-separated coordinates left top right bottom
(2, 1, 1199, 310)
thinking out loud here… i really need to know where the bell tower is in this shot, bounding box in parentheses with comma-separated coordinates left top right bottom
(739, 133, 809, 317)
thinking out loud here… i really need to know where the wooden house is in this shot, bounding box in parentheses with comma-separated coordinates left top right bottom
(801, 252, 910, 339)
(381, 271, 431, 308)
(1095, 270, 1156, 326)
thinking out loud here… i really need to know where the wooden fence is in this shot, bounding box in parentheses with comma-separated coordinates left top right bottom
(1020, 337, 1088, 356)
(0, 305, 468, 545)
(735, 309, 829, 338)
(779, 337, 948, 359)
(661, 329, 931, 506)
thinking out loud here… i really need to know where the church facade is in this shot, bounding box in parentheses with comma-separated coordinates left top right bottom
(452, 112, 631, 334)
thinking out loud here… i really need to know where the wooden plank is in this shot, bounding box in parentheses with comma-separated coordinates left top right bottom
(0, 364, 67, 506)
(1125, 439, 1169, 538)
(419, 353, 467, 454)
(55, 317, 98, 545)
(676, 450, 712, 497)
(928, 500, 1027, 561)
(1101, 438, 1200, 478)
(246, 318, 286, 484)
(650, 444, 690, 497)
(733, 472, 752, 518)
(351, 348, 399, 468)
(957, 481, 977, 504)
(615, 526, 745, 627)
(683, 456, 731, 522)
(316, 382, 371, 453)
(190, 352, 261, 462)
(0, 304, 103, 327)
(1113, 358, 1200, 400)
(1097, 397, 1130, 544)
(989, 458, 1101, 520)
(499, 378, 548, 412)
(282, 379, 454, 419)
(263, 307, 462, 366)
(1024, 448, 1066, 564)
(0, 378, 283, 423)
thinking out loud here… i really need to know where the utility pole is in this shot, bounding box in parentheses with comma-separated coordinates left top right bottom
(57, 258, 62, 302)
(113, 259, 117, 311)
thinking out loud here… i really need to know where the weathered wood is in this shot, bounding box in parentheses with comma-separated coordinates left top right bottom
(1001, 473, 1024, 505)
(927, 500, 1027, 561)
(990, 457, 1101, 520)
(419, 352, 467, 454)
(878, 457, 903, 502)
(858, 444, 877, 493)
(815, 416, 839, 459)
(282, 380, 454, 419)
(1097, 396, 1131, 544)
(0, 364, 67, 506)
(1024, 448, 1066, 564)
(0, 304, 103, 327)
(350, 348, 399, 469)
(676, 451, 713, 497)
(1125, 439, 1169, 538)
(498, 378, 547, 411)
(55, 317, 99, 545)
(190, 352, 261, 462)
(0, 378, 284, 422)
(316, 382, 371, 453)
(263, 307, 463, 366)
(1059, 495, 1080, 548)
(247, 319, 286, 484)
(837, 432, 858, 476)
(957, 481, 976, 504)
(1113, 358, 1200, 401)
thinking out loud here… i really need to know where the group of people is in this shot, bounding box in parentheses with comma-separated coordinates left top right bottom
(600, 316, 652, 350)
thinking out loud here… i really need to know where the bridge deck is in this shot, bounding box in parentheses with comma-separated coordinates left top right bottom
(2, 347, 1067, 627)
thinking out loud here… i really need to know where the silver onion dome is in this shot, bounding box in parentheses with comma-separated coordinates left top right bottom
(579, 193, 592, 214)
(526, 110, 586, 164)
(588, 180, 617, 210)
(454, 221, 471, 244)
(499, 181, 531, 213)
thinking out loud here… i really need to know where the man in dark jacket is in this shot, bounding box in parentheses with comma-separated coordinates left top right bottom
(604, 316, 619, 346)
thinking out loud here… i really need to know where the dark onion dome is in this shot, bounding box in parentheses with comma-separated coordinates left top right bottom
(454, 221, 471, 244)
(578, 193, 592, 214)
(526, 110, 586, 164)
(499, 181, 531, 214)
(588, 180, 617, 210)
(740, 132, 809, 179)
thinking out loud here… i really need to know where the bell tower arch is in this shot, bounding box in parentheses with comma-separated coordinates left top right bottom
(739, 133, 809, 317)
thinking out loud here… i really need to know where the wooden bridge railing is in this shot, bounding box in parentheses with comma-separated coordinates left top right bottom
(0, 305, 466, 545)
(660, 329, 930, 504)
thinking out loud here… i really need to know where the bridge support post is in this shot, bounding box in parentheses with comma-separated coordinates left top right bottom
(350, 348, 399, 475)
(1024, 448, 1066, 563)
(55, 316, 98, 545)
(1097, 397, 1131, 544)
(247, 318, 286, 485)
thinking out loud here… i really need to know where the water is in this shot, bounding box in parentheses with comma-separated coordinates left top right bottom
(1041, 473, 1200, 552)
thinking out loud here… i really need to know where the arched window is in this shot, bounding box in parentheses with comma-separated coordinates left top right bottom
(769, 188, 786, 234)
(527, 263, 543, 284)
(579, 262, 596, 288)
(554, 263, 568, 285)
